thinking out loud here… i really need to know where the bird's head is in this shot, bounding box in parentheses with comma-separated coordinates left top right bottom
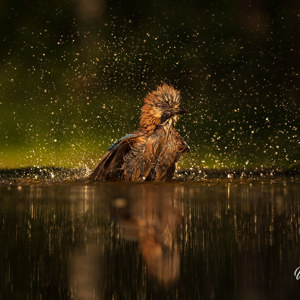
(139, 83, 187, 131)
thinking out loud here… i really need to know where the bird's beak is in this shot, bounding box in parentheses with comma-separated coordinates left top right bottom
(174, 107, 188, 115)
(179, 107, 188, 115)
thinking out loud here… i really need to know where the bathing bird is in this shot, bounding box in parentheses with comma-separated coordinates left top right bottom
(89, 83, 189, 181)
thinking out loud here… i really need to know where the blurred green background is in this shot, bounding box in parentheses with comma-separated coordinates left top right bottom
(0, 0, 298, 169)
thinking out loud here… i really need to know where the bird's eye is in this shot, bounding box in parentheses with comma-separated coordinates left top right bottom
(161, 103, 167, 109)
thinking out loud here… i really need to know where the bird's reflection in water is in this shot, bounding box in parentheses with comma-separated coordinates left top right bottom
(111, 185, 183, 286)
(70, 245, 102, 300)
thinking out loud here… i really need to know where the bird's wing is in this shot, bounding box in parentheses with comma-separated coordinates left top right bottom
(107, 134, 134, 151)
(89, 133, 137, 181)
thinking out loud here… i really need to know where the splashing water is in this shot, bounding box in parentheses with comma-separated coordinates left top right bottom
(0, 1, 298, 173)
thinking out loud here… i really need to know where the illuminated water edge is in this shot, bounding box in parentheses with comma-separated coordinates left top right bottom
(0, 166, 299, 183)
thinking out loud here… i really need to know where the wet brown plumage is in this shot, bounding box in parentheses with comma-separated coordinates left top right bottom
(89, 83, 189, 181)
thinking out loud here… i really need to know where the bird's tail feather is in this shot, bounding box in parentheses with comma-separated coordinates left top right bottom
(89, 139, 132, 181)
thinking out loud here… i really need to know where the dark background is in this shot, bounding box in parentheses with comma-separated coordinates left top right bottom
(0, 0, 298, 169)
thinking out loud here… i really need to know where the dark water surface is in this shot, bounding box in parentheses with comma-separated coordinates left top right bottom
(0, 179, 299, 299)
